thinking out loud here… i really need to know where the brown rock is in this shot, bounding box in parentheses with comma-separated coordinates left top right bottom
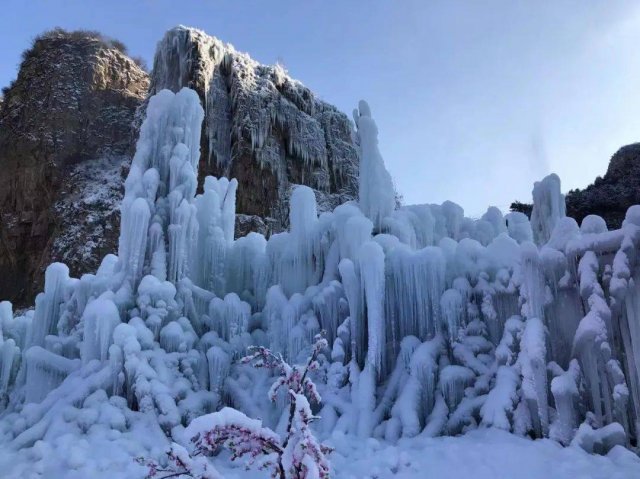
(0, 29, 149, 306)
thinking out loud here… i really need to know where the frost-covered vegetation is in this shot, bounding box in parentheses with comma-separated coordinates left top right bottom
(140, 334, 331, 479)
(1, 85, 640, 478)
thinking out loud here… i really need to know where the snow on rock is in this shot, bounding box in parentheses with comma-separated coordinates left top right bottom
(571, 422, 627, 455)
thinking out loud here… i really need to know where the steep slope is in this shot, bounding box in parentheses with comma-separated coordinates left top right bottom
(147, 26, 359, 234)
(0, 29, 149, 306)
(565, 143, 640, 229)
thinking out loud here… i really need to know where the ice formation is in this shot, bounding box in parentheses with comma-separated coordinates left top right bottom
(2, 84, 640, 478)
(149, 26, 359, 230)
(353, 100, 395, 231)
(531, 173, 566, 246)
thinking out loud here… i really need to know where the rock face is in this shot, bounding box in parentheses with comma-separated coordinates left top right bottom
(0, 25, 359, 306)
(0, 29, 149, 306)
(147, 26, 359, 234)
(566, 143, 640, 229)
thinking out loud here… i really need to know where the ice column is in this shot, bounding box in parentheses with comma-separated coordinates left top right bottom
(118, 88, 205, 287)
(520, 317, 549, 437)
(354, 101, 395, 231)
(29, 263, 70, 348)
(359, 241, 386, 374)
(81, 298, 122, 365)
(531, 173, 566, 246)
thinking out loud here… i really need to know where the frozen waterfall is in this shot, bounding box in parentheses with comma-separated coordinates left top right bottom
(0, 87, 639, 460)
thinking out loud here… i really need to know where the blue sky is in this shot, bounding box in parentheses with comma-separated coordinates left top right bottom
(2, 1, 640, 217)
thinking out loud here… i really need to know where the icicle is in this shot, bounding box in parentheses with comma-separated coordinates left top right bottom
(81, 298, 122, 365)
(160, 321, 188, 353)
(28, 263, 70, 348)
(481, 206, 507, 237)
(440, 365, 475, 412)
(0, 338, 19, 396)
(148, 222, 167, 281)
(440, 289, 465, 343)
(573, 250, 619, 428)
(269, 186, 322, 296)
(207, 346, 230, 394)
(122, 198, 151, 286)
(390, 335, 444, 437)
(496, 316, 524, 366)
(505, 212, 533, 244)
(520, 242, 546, 322)
(356, 361, 377, 438)
(312, 281, 346, 347)
(386, 245, 445, 344)
(263, 285, 289, 356)
(207, 293, 250, 342)
(519, 317, 549, 437)
(119, 87, 204, 290)
(339, 259, 364, 365)
(358, 241, 386, 374)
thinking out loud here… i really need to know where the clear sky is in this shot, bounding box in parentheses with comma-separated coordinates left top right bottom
(2, 1, 640, 217)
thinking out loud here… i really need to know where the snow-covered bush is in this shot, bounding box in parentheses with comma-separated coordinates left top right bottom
(140, 333, 331, 479)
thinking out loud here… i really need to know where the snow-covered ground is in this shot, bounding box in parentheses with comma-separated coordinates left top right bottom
(326, 430, 640, 479)
(1, 428, 638, 479)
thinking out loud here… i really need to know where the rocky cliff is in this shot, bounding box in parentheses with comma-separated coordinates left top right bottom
(147, 26, 359, 234)
(565, 143, 640, 229)
(0, 28, 149, 306)
(0, 26, 360, 305)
